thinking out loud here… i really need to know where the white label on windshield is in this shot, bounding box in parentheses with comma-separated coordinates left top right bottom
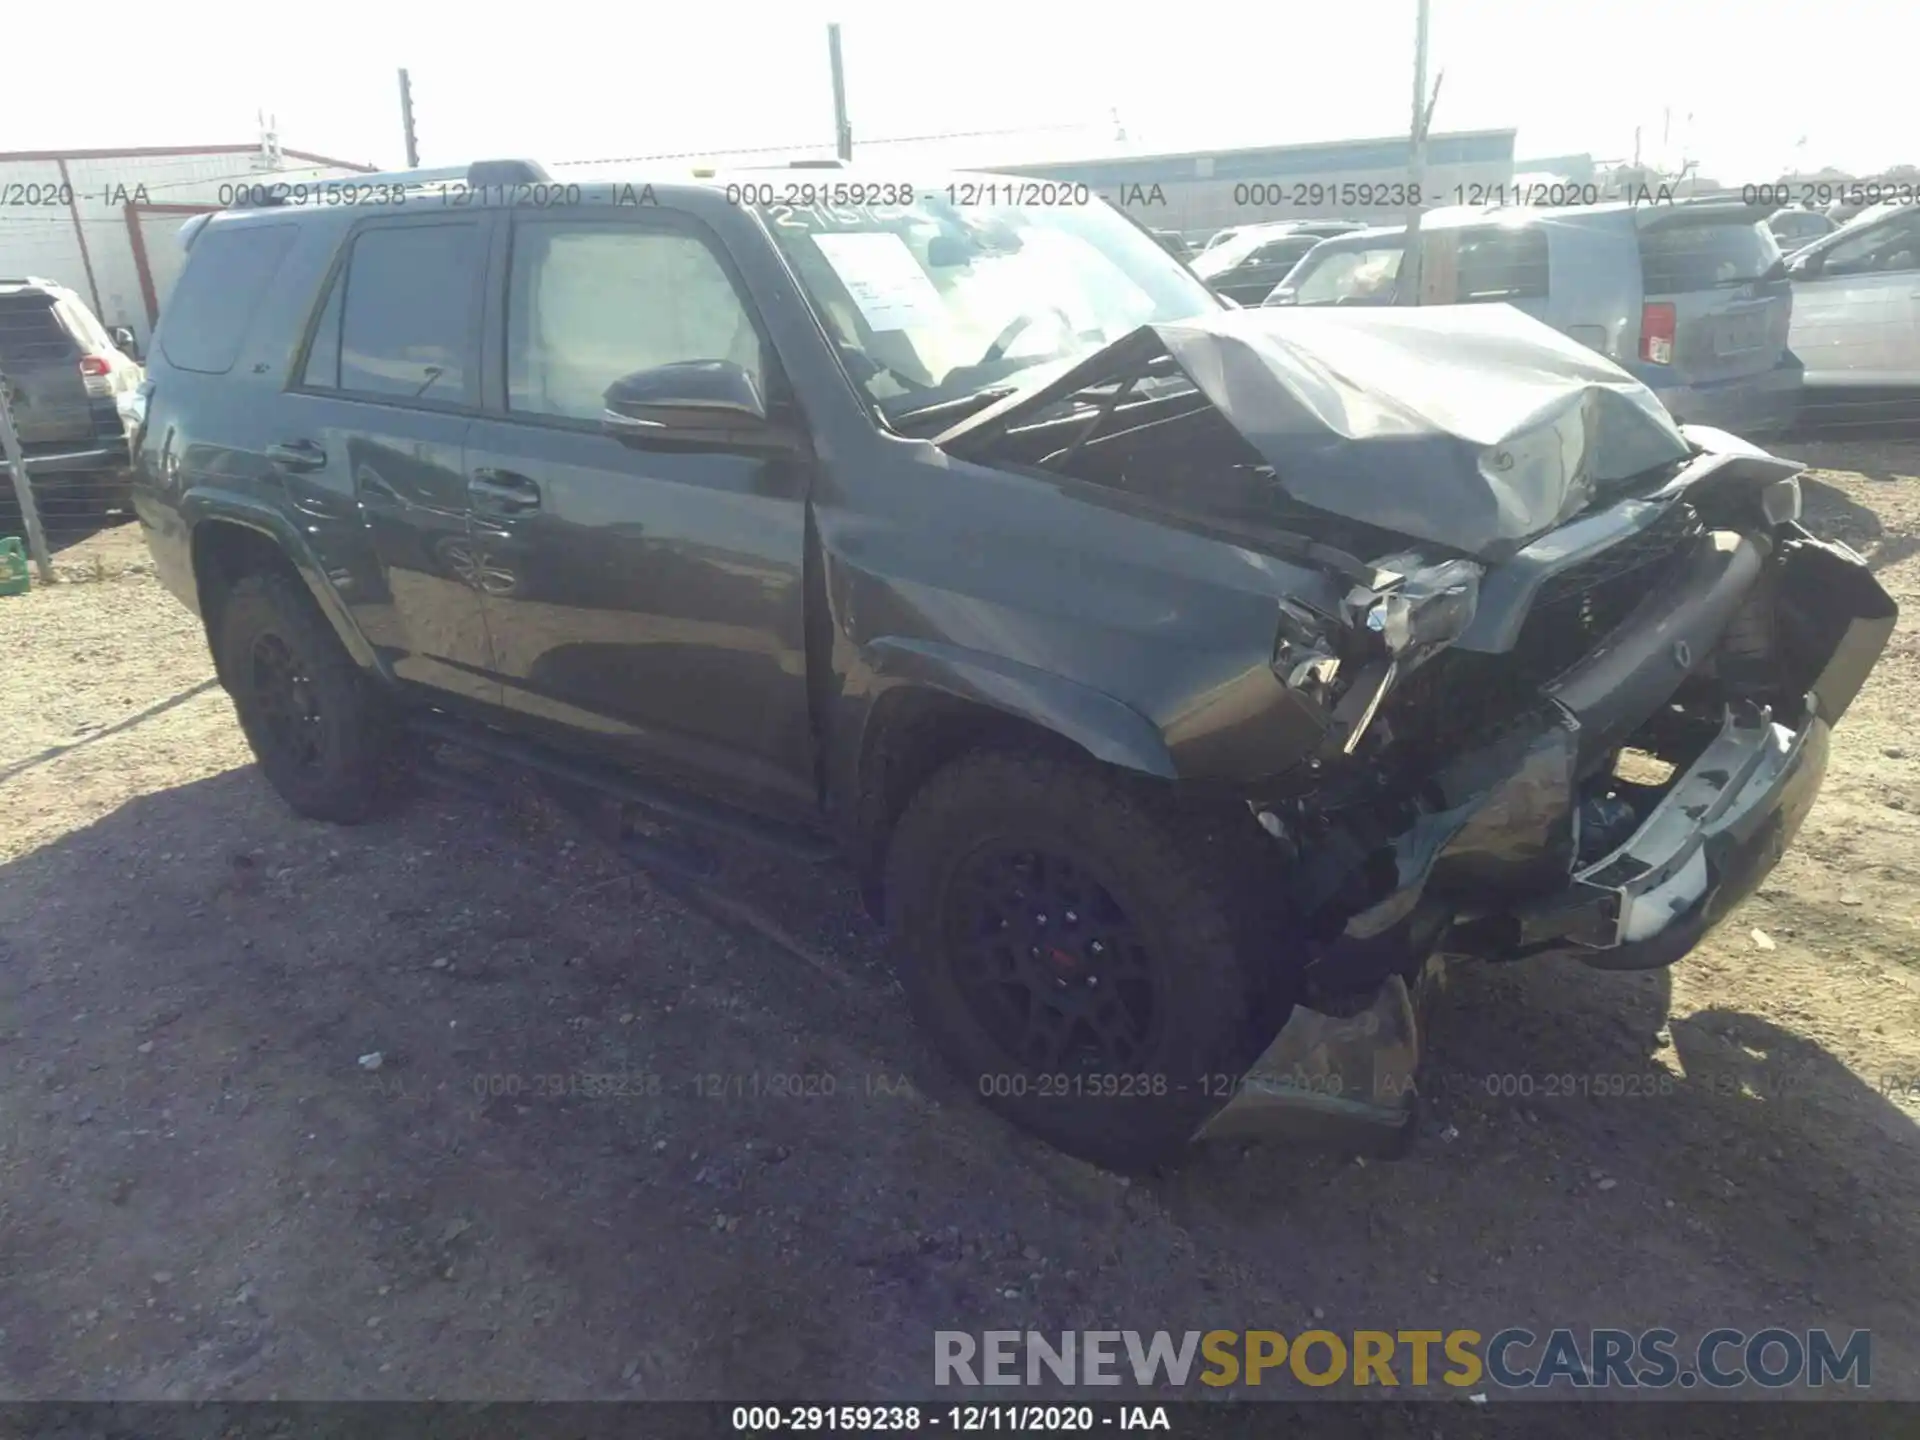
(811, 231, 946, 331)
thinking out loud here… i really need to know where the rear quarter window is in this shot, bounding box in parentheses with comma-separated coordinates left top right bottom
(1638, 217, 1781, 294)
(1423, 225, 1550, 302)
(159, 222, 300, 374)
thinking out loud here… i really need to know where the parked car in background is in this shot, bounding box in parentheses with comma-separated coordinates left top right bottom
(130, 161, 1893, 1171)
(1786, 202, 1920, 419)
(0, 275, 144, 515)
(1266, 201, 1801, 438)
(1191, 221, 1364, 305)
(1768, 207, 1837, 253)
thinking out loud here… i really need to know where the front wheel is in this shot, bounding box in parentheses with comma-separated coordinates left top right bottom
(216, 570, 398, 823)
(885, 751, 1286, 1171)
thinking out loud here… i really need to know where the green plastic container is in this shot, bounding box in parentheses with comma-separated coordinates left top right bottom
(0, 536, 29, 597)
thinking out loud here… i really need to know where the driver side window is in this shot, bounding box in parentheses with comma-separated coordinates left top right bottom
(1822, 214, 1920, 278)
(506, 219, 764, 424)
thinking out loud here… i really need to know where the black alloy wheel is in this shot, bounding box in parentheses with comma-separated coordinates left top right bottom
(945, 845, 1163, 1074)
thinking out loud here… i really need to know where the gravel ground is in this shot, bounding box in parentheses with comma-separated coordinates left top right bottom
(3, 437, 1919, 1405)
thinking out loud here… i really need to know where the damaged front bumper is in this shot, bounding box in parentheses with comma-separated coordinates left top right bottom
(1197, 510, 1896, 1148)
(1499, 699, 1825, 970)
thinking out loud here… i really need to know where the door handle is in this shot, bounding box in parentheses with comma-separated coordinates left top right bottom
(267, 439, 327, 473)
(469, 468, 542, 513)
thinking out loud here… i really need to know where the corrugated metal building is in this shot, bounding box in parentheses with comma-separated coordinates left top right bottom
(999, 129, 1517, 240)
(0, 143, 373, 347)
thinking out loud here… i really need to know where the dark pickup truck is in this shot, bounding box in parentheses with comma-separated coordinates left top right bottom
(130, 160, 1896, 1170)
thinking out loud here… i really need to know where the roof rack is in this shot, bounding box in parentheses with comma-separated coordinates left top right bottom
(232, 158, 554, 208)
(0, 275, 59, 288)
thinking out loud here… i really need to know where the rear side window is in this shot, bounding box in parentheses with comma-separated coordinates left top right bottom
(322, 221, 483, 405)
(1638, 216, 1781, 294)
(1436, 225, 1550, 302)
(58, 299, 112, 353)
(0, 295, 77, 364)
(159, 222, 299, 374)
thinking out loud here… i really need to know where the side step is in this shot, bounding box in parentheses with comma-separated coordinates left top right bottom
(406, 713, 838, 864)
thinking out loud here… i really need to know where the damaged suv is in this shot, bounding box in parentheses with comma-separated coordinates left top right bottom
(132, 162, 1896, 1171)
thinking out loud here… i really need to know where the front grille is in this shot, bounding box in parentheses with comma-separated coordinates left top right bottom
(1381, 502, 1703, 762)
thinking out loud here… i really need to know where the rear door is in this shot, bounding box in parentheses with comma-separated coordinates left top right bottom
(1787, 208, 1920, 386)
(1634, 207, 1790, 388)
(0, 290, 90, 448)
(279, 216, 498, 705)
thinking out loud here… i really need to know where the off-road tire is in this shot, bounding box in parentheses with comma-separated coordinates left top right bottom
(885, 750, 1284, 1172)
(217, 570, 396, 824)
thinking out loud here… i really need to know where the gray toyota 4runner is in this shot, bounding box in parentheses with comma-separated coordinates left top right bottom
(130, 161, 1896, 1171)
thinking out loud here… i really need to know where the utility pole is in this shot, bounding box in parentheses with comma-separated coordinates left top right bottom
(1398, 0, 1436, 306)
(827, 25, 853, 162)
(0, 376, 54, 585)
(398, 68, 420, 169)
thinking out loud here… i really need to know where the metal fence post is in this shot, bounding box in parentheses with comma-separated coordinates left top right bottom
(0, 372, 55, 585)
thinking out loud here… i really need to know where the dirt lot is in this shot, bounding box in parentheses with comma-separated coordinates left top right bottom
(4, 437, 1920, 1404)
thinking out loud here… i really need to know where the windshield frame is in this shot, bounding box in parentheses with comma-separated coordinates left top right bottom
(748, 181, 1224, 430)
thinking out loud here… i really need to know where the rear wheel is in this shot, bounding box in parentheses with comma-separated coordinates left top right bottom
(886, 750, 1287, 1171)
(216, 570, 397, 823)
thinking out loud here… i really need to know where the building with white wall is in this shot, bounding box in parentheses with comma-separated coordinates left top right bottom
(0, 142, 373, 348)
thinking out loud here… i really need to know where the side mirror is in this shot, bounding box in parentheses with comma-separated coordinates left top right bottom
(1788, 251, 1822, 278)
(601, 361, 795, 452)
(1263, 288, 1297, 307)
(110, 325, 141, 359)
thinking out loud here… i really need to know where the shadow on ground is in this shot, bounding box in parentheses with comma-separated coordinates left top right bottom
(1, 763, 1916, 1401)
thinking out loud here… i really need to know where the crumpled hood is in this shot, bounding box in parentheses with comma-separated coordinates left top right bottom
(940, 304, 1695, 560)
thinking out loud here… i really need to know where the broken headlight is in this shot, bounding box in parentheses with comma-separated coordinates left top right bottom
(1359, 557, 1483, 663)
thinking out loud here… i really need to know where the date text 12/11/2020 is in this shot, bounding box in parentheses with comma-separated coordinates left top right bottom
(729, 1406, 1172, 1432)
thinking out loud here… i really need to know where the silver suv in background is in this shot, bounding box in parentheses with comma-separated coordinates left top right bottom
(1785, 201, 1920, 420)
(0, 276, 144, 514)
(1265, 202, 1801, 439)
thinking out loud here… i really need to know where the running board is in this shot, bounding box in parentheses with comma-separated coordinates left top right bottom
(406, 713, 838, 864)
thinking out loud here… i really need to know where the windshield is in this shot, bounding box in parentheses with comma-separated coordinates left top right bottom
(758, 189, 1220, 420)
(1289, 242, 1406, 304)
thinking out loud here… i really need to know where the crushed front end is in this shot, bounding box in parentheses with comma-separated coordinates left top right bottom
(934, 304, 1895, 1147)
(1201, 430, 1896, 1143)
(1286, 431, 1894, 986)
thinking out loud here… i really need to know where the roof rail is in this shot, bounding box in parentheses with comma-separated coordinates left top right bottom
(788, 159, 846, 169)
(229, 158, 554, 208)
(0, 275, 59, 287)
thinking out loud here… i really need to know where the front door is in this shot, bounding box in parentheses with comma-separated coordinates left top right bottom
(463, 210, 816, 813)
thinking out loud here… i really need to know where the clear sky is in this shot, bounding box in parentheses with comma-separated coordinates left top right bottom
(4, 0, 1910, 182)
